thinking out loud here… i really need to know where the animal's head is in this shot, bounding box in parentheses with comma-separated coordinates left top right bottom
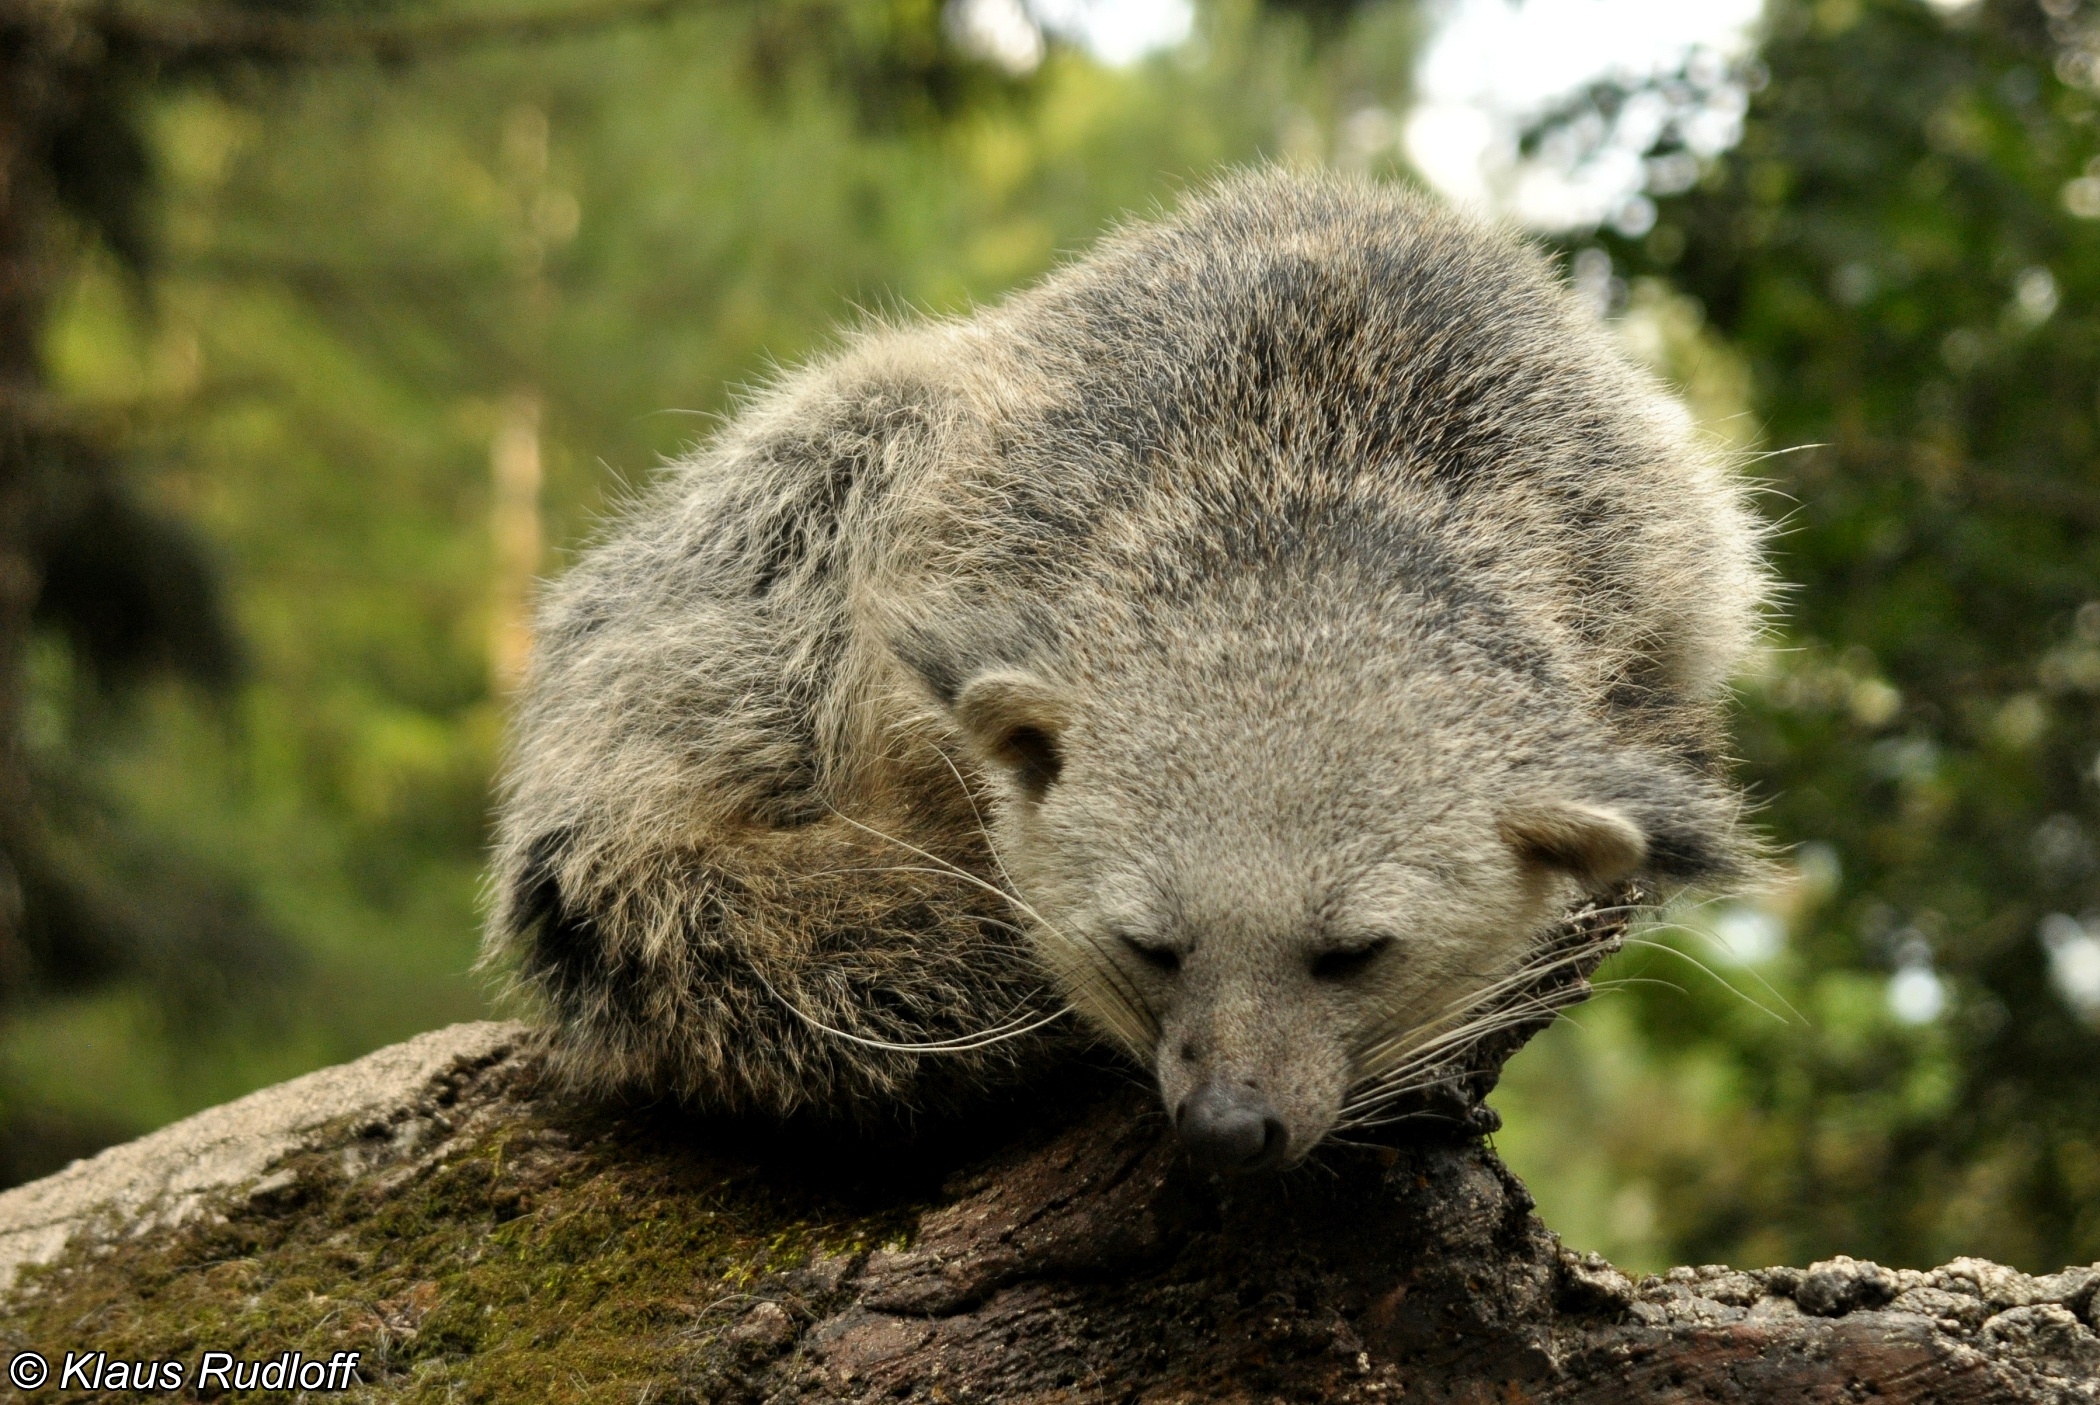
(909, 601, 1742, 1175)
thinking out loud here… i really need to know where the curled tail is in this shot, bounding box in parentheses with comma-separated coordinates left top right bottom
(489, 811, 1067, 1123)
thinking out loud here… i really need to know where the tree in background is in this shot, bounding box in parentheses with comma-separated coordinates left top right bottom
(1501, 0, 2100, 1274)
(0, 0, 734, 1179)
(1, 0, 295, 1179)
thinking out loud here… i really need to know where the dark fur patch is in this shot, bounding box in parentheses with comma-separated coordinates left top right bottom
(1641, 824, 1730, 881)
(889, 625, 966, 705)
(888, 601, 1069, 707)
(1603, 758, 1737, 881)
(998, 724, 1062, 799)
(512, 832, 601, 1001)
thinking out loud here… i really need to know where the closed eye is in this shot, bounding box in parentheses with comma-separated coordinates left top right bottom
(1118, 934, 1182, 975)
(1310, 937, 1396, 981)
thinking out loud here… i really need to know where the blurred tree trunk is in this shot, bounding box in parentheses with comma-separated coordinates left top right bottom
(0, 0, 683, 1075)
(0, 0, 650, 1201)
(0, 12, 64, 967)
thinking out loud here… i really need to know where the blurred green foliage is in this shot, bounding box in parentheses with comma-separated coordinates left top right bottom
(14, 0, 2100, 1282)
(1498, 0, 2100, 1276)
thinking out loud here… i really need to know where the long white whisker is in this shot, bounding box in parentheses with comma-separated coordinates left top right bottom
(1342, 947, 1618, 1115)
(1338, 894, 1805, 1132)
(926, 741, 1027, 898)
(1357, 893, 1642, 1051)
(822, 807, 1029, 912)
(1349, 942, 1609, 1073)
(1589, 976, 1687, 996)
(1343, 1018, 1555, 1117)
(1330, 891, 1646, 1133)
(823, 803, 1159, 1048)
(1356, 1003, 1549, 1079)
(1620, 937, 1799, 1024)
(901, 747, 1166, 1050)
(752, 968, 1070, 1054)
(1338, 1068, 1512, 1129)
(1636, 914, 1804, 1021)
(927, 748, 1164, 1047)
(1338, 1005, 1584, 1119)
(1341, 1006, 1571, 1115)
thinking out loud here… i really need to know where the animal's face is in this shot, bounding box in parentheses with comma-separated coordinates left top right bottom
(941, 654, 1677, 1174)
(1054, 830, 1568, 1174)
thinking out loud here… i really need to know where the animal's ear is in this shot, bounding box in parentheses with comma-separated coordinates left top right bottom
(1498, 799, 1649, 889)
(952, 669, 1068, 801)
(1504, 752, 1752, 890)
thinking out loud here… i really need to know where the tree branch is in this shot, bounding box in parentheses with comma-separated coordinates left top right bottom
(1, 0, 699, 64)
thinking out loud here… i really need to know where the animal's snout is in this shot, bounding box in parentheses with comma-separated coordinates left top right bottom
(1175, 1078, 1288, 1174)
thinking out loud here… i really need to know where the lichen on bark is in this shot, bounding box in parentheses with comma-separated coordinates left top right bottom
(0, 1047, 927, 1403)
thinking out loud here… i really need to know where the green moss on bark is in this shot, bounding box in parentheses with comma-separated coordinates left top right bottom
(0, 1061, 918, 1403)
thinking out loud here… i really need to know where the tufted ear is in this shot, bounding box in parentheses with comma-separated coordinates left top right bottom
(952, 669, 1069, 801)
(1499, 798, 1649, 889)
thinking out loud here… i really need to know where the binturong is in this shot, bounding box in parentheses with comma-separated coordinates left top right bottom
(485, 169, 1769, 1176)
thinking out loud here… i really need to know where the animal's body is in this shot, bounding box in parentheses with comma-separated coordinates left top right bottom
(487, 171, 1766, 1170)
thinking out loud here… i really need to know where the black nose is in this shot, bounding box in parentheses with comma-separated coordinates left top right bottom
(1175, 1079, 1289, 1174)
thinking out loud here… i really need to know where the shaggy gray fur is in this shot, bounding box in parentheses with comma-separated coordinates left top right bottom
(486, 170, 1767, 1152)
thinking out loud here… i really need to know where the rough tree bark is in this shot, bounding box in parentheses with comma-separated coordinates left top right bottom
(0, 920, 2095, 1402)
